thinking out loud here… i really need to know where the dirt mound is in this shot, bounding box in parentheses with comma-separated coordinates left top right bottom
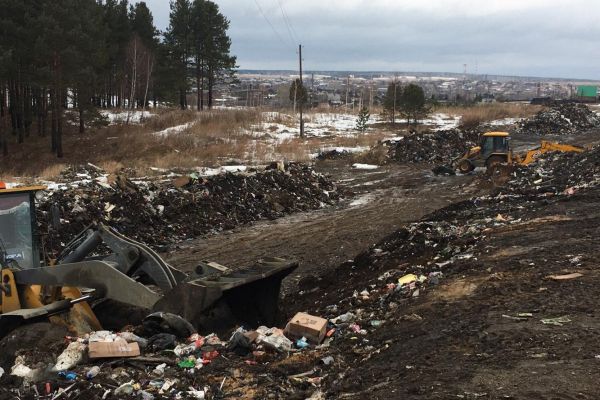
(37, 164, 340, 255)
(383, 129, 480, 164)
(515, 102, 600, 135)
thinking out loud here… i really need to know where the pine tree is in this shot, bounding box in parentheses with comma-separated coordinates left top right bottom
(103, 0, 132, 108)
(128, 2, 158, 109)
(356, 106, 370, 133)
(383, 81, 401, 124)
(399, 83, 429, 125)
(130, 2, 158, 49)
(289, 79, 308, 111)
(195, 0, 236, 108)
(165, 0, 192, 109)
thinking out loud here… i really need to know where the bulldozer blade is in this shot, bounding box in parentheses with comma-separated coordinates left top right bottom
(154, 258, 298, 333)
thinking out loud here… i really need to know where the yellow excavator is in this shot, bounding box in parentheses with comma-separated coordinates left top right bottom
(0, 185, 297, 338)
(455, 131, 585, 173)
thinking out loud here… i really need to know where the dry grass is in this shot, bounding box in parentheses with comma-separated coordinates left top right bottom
(0, 107, 394, 178)
(435, 103, 541, 129)
(97, 160, 124, 174)
(354, 146, 389, 165)
(38, 163, 68, 180)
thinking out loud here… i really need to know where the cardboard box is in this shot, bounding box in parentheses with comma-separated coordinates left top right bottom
(88, 339, 140, 359)
(284, 312, 327, 344)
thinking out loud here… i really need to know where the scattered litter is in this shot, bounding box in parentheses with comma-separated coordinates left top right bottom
(285, 312, 328, 344)
(541, 316, 572, 326)
(54, 342, 87, 371)
(546, 272, 583, 280)
(398, 274, 418, 285)
(256, 326, 293, 352)
(88, 340, 140, 359)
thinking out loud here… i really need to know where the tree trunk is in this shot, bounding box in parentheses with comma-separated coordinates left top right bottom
(50, 89, 57, 153)
(42, 88, 48, 137)
(208, 73, 214, 109)
(54, 53, 64, 158)
(179, 88, 186, 110)
(24, 85, 32, 137)
(200, 60, 204, 110)
(0, 83, 6, 156)
(196, 55, 200, 111)
(79, 105, 85, 134)
(143, 55, 152, 111)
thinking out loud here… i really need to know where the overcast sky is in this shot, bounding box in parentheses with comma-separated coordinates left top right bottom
(143, 0, 600, 80)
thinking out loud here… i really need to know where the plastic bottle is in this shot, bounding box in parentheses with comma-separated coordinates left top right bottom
(85, 366, 101, 380)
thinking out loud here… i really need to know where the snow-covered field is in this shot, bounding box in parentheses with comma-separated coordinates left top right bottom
(101, 110, 154, 125)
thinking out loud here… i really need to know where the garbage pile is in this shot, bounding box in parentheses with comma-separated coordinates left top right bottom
(515, 102, 600, 135)
(316, 148, 354, 161)
(37, 164, 340, 255)
(384, 129, 480, 164)
(0, 305, 404, 399)
(280, 144, 600, 396)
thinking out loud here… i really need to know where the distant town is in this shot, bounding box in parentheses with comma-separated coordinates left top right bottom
(213, 70, 600, 108)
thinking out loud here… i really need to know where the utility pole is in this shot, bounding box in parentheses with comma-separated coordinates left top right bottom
(299, 44, 304, 138)
(345, 75, 350, 110)
(392, 75, 398, 125)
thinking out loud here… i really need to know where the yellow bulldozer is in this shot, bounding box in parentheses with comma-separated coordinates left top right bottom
(0, 185, 297, 339)
(454, 131, 585, 173)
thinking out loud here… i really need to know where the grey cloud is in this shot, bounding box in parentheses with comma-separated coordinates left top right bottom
(142, 0, 600, 79)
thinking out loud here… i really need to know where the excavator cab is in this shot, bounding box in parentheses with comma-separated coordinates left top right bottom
(456, 131, 513, 173)
(0, 186, 43, 270)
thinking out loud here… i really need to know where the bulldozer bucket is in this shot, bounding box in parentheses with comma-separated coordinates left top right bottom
(154, 258, 298, 333)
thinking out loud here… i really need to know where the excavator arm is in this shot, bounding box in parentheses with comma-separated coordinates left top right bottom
(516, 140, 585, 165)
(1, 222, 298, 336)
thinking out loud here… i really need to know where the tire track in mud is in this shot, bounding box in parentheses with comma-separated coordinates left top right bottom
(164, 163, 482, 292)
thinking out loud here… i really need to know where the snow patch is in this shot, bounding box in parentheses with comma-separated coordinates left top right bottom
(153, 122, 194, 137)
(352, 163, 379, 170)
(349, 193, 375, 207)
(101, 110, 154, 125)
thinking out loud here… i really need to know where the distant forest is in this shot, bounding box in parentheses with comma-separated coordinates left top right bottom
(0, 0, 236, 157)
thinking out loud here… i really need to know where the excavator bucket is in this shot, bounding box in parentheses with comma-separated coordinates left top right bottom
(155, 258, 298, 333)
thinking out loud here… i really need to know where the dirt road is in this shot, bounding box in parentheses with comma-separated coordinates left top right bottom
(164, 161, 481, 292)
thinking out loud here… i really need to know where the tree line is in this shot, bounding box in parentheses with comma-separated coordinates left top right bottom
(0, 0, 236, 158)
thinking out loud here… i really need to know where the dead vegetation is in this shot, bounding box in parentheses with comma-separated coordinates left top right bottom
(435, 102, 541, 129)
(0, 103, 539, 179)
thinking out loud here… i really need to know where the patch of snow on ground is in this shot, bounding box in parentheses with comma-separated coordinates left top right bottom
(421, 113, 461, 131)
(349, 193, 375, 207)
(194, 166, 248, 176)
(153, 122, 195, 137)
(101, 110, 154, 125)
(310, 146, 370, 159)
(352, 163, 379, 170)
(487, 117, 522, 126)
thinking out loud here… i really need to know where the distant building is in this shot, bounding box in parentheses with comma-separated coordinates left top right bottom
(576, 85, 598, 103)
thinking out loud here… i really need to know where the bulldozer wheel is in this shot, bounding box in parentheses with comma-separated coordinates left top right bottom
(457, 160, 475, 174)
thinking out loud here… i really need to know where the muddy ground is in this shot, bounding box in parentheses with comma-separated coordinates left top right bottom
(164, 162, 480, 293)
(162, 132, 600, 399)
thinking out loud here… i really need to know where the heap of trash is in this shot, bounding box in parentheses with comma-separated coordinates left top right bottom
(515, 102, 600, 135)
(383, 129, 480, 164)
(37, 163, 340, 255)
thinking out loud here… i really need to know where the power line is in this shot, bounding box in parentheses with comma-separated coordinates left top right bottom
(277, 0, 300, 46)
(253, 0, 292, 50)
